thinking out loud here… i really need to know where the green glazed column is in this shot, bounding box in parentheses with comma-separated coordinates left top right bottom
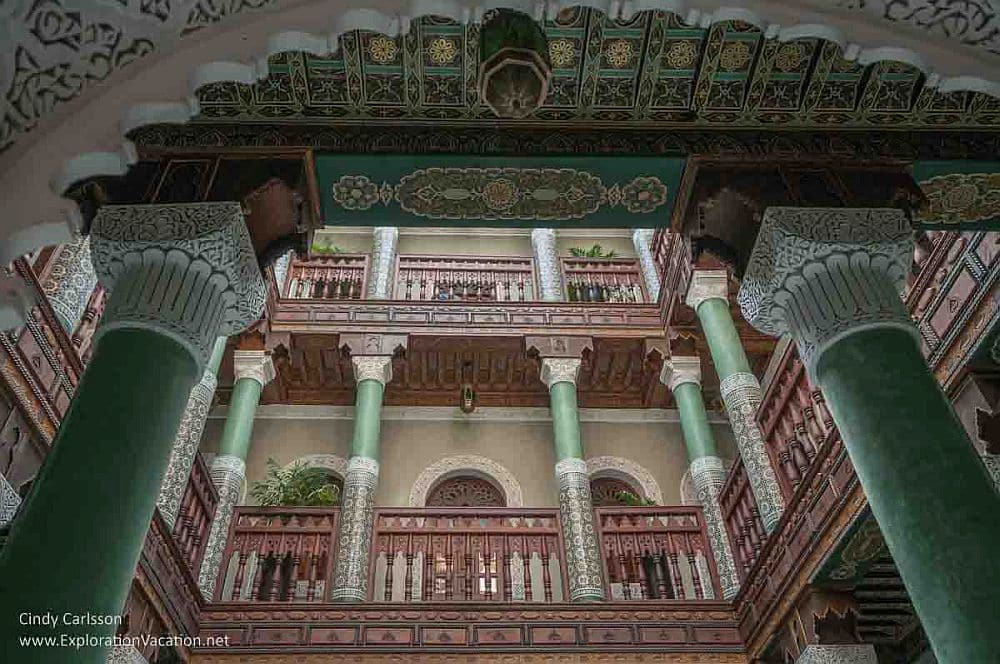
(330, 355, 392, 602)
(157, 336, 227, 528)
(0, 202, 265, 664)
(687, 270, 785, 532)
(541, 358, 604, 602)
(197, 349, 275, 598)
(738, 207, 1000, 663)
(660, 356, 740, 599)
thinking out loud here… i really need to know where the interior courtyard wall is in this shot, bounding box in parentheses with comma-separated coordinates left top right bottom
(200, 409, 737, 507)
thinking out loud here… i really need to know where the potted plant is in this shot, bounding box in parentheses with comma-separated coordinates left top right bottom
(310, 239, 344, 255)
(569, 244, 617, 259)
(250, 459, 341, 510)
(614, 490, 657, 507)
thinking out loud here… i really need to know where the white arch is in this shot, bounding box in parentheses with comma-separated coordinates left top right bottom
(586, 456, 664, 505)
(283, 453, 350, 480)
(408, 454, 524, 507)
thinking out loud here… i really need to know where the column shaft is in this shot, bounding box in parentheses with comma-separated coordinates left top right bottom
(531, 228, 564, 301)
(691, 290, 784, 532)
(367, 227, 398, 299)
(631, 228, 661, 302)
(0, 330, 198, 662)
(42, 235, 98, 334)
(816, 328, 1000, 662)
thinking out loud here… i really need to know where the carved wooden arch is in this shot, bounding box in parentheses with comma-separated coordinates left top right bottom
(586, 456, 664, 505)
(409, 455, 524, 508)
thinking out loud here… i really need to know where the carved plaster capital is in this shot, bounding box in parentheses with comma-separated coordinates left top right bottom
(233, 350, 276, 387)
(352, 355, 393, 386)
(685, 270, 729, 311)
(660, 356, 702, 391)
(541, 357, 582, 389)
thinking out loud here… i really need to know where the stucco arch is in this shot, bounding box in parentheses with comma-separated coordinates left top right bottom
(408, 454, 525, 507)
(1, 0, 998, 276)
(586, 456, 664, 505)
(283, 453, 350, 481)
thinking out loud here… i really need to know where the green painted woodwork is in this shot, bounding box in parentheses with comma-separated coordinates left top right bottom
(217, 377, 264, 461)
(815, 327, 1000, 663)
(316, 154, 685, 228)
(695, 298, 752, 379)
(0, 329, 199, 664)
(913, 161, 1000, 230)
(673, 381, 719, 461)
(193, 12, 999, 131)
(352, 379, 385, 461)
(549, 381, 584, 461)
(207, 337, 227, 376)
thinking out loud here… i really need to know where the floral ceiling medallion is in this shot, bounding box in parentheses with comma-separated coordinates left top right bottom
(918, 173, 1000, 225)
(330, 169, 669, 221)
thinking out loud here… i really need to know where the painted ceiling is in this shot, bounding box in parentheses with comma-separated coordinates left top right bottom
(194, 9, 1000, 130)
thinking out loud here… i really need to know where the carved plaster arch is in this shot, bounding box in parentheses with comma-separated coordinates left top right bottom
(586, 456, 664, 505)
(409, 455, 524, 507)
(679, 457, 733, 505)
(284, 454, 350, 481)
(1, 0, 999, 283)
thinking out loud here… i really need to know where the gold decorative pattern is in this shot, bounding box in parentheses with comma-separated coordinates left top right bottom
(549, 38, 576, 68)
(369, 36, 399, 64)
(719, 41, 751, 71)
(605, 39, 635, 68)
(428, 37, 458, 65)
(918, 173, 1000, 225)
(666, 41, 698, 68)
(774, 43, 803, 72)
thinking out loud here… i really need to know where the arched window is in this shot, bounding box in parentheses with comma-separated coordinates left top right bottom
(425, 475, 506, 507)
(589, 476, 641, 507)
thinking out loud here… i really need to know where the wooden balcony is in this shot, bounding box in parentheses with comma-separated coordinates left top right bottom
(394, 254, 537, 302)
(284, 254, 369, 300)
(562, 257, 647, 303)
(171, 452, 219, 579)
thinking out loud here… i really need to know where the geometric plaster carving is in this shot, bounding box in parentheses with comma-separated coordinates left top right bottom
(585, 456, 664, 505)
(285, 453, 349, 481)
(408, 454, 524, 508)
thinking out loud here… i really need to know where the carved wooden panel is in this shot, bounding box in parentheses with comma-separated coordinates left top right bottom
(589, 478, 638, 507)
(426, 477, 506, 508)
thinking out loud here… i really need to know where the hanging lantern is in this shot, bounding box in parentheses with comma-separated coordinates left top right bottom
(459, 384, 478, 414)
(478, 9, 552, 119)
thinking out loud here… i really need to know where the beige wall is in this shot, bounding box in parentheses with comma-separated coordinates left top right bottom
(201, 408, 737, 508)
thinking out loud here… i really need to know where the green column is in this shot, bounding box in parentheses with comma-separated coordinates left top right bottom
(661, 356, 740, 599)
(739, 206, 1000, 663)
(542, 358, 604, 602)
(0, 202, 265, 663)
(157, 336, 228, 527)
(197, 350, 275, 598)
(687, 270, 785, 532)
(331, 355, 391, 602)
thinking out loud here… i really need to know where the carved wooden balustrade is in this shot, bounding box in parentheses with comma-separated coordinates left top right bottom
(394, 254, 537, 302)
(370, 508, 567, 603)
(285, 254, 369, 300)
(215, 506, 340, 602)
(719, 457, 767, 581)
(70, 284, 106, 364)
(171, 452, 219, 578)
(595, 506, 721, 601)
(562, 257, 647, 303)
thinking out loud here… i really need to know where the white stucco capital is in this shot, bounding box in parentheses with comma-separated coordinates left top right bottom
(540, 357, 582, 389)
(232, 350, 275, 388)
(352, 355, 393, 386)
(685, 270, 730, 311)
(660, 356, 702, 391)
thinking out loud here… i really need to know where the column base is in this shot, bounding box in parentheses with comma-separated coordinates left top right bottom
(568, 587, 605, 602)
(795, 644, 877, 664)
(329, 588, 366, 603)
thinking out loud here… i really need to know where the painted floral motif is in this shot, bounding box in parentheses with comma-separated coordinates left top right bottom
(605, 39, 635, 68)
(918, 172, 1000, 225)
(332, 175, 381, 211)
(549, 38, 576, 67)
(665, 41, 698, 69)
(428, 37, 458, 65)
(774, 43, 804, 72)
(335, 169, 670, 221)
(719, 41, 752, 71)
(369, 35, 399, 64)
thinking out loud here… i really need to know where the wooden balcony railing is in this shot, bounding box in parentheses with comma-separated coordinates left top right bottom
(562, 257, 647, 303)
(595, 506, 721, 601)
(285, 254, 369, 300)
(171, 452, 219, 578)
(394, 254, 537, 302)
(719, 462, 767, 581)
(215, 507, 339, 602)
(370, 508, 567, 602)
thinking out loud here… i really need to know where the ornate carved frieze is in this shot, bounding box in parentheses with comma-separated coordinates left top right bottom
(719, 371, 786, 531)
(367, 227, 398, 299)
(156, 368, 217, 528)
(555, 457, 605, 601)
(585, 455, 664, 505)
(198, 454, 246, 599)
(918, 172, 1000, 226)
(531, 228, 564, 302)
(41, 235, 98, 334)
(835, 0, 1000, 53)
(738, 207, 916, 377)
(660, 356, 702, 391)
(330, 456, 380, 602)
(232, 350, 275, 388)
(90, 203, 265, 368)
(540, 357, 582, 389)
(795, 644, 878, 664)
(408, 454, 524, 507)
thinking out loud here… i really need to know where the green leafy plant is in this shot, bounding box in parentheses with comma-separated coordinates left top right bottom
(250, 459, 341, 507)
(569, 244, 617, 259)
(310, 240, 344, 255)
(614, 490, 657, 507)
